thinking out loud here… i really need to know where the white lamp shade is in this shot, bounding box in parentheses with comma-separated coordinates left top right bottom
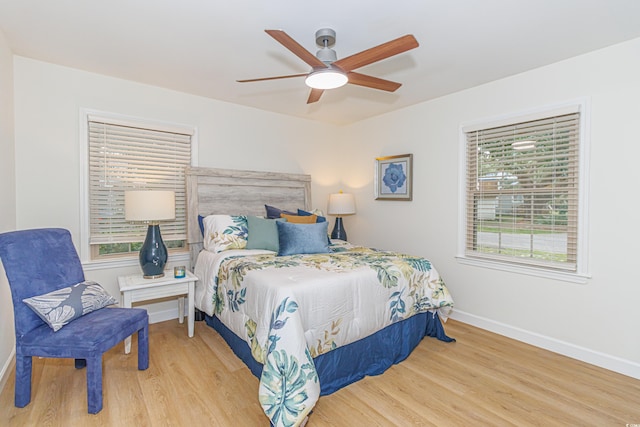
(125, 190, 175, 221)
(328, 192, 356, 215)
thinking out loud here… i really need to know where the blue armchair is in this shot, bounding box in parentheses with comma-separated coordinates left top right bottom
(0, 228, 149, 414)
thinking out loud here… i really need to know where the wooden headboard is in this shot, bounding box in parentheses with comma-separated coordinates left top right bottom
(186, 166, 312, 263)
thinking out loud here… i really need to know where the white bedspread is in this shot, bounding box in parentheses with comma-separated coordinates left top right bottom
(194, 243, 454, 427)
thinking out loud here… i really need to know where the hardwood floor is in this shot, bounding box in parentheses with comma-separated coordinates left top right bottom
(1, 319, 639, 426)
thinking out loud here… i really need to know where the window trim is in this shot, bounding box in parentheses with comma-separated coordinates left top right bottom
(79, 108, 199, 265)
(457, 98, 591, 283)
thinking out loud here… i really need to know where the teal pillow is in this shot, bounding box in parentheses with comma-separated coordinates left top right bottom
(277, 221, 330, 256)
(246, 216, 284, 252)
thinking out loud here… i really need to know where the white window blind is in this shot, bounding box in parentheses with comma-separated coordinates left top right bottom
(88, 119, 191, 246)
(464, 111, 580, 271)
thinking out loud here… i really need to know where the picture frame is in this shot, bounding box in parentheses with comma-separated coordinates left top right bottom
(374, 154, 413, 201)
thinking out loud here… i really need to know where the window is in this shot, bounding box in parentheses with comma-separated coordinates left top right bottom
(85, 112, 194, 260)
(460, 102, 589, 279)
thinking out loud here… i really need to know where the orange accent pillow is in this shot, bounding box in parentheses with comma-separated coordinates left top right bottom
(280, 213, 317, 224)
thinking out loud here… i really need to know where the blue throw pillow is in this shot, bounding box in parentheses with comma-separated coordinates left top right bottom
(298, 209, 332, 244)
(277, 221, 330, 256)
(265, 204, 296, 219)
(246, 216, 284, 252)
(22, 281, 118, 332)
(297, 209, 327, 223)
(198, 214, 205, 236)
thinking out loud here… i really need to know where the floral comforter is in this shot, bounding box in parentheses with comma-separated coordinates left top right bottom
(194, 243, 454, 427)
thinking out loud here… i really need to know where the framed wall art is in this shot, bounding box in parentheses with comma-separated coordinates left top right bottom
(374, 154, 413, 201)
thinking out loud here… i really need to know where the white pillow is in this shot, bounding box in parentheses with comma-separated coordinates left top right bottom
(202, 215, 248, 253)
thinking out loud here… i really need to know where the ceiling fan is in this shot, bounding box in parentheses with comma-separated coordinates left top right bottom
(237, 28, 419, 104)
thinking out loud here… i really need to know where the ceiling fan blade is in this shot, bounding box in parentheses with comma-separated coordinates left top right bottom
(237, 73, 308, 83)
(307, 88, 324, 104)
(265, 29, 327, 69)
(333, 34, 419, 72)
(347, 72, 402, 92)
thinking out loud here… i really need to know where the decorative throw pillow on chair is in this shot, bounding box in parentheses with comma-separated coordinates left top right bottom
(22, 281, 118, 332)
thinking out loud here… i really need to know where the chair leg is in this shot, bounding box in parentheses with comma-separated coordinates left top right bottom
(14, 355, 32, 408)
(138, 324, 149, 370)
(86, 356, 103, 414)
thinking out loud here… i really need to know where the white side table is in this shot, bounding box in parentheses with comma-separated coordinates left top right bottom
(118, 270, 198, 354)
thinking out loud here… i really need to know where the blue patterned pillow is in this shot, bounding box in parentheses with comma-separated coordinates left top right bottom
(277, 221, 330, 256)
(22, 281, 118, 332)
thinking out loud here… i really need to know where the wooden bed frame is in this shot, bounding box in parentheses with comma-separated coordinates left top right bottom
(185, 166, 312, 264)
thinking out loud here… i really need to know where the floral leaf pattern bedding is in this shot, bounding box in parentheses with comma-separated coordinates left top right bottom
(194, 243, 454, 427)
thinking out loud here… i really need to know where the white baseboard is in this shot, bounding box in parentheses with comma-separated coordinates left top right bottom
(450, 310, 640, 380)
(0, 348, 15, 395)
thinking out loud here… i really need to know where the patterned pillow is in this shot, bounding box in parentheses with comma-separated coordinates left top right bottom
(202, 214, 248, 253)
(22, 281, 118, 332)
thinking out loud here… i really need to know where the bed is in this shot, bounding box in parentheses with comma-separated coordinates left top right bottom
(186, 167, 455, 427)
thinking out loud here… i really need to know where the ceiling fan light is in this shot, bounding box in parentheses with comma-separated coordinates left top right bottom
(305, 69, 348, 90)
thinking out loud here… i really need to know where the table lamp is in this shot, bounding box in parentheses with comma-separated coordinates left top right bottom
(327, 191, 356, 241)
(125, 190, 175, 278)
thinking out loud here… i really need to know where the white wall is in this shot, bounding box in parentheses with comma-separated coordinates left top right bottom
(12, 56, 342, 273)
(0, 28, 16, 392)
(3, 57, 343, 386)
(13, 57, 342, 235)
(341, 38, 640, 377)
(3, 37, 639, 392)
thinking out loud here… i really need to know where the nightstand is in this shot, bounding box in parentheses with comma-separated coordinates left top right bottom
(118, 270, 197, 354)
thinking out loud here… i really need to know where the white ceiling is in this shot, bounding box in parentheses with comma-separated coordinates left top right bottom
(1, 1, 639, 126)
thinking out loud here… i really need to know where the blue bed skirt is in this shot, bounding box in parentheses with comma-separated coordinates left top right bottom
(206, 311, 454, 396)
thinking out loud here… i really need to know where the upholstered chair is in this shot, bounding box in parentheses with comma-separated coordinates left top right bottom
(0, 228, 149, 414)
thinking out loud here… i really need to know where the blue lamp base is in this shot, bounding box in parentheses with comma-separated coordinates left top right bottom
(331, 217, 348, 241)
(139, 224, 168, 279)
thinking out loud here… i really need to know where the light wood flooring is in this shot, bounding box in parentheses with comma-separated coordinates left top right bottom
(1, 318, 639, 426)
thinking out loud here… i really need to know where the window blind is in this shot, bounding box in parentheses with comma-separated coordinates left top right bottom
(88, 120, 191, 245)
(465, 112, 580, 271)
